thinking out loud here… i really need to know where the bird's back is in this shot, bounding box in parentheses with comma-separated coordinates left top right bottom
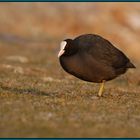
(74, 34, 135, 75)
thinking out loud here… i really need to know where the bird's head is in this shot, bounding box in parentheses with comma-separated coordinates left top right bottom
(58, 39, 78, 57)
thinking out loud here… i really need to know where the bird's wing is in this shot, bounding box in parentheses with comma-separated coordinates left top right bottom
(76, 35, 130, 69)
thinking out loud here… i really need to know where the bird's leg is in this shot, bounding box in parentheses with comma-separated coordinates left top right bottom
(98, 80, 105, 97)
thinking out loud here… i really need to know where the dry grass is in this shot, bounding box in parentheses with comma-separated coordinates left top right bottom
(0, 40, 140, 138)
(0, 3, 140, 137)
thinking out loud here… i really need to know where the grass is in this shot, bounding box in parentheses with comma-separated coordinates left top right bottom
(0, 3, 140, 137)
(0, 41, 140, 138)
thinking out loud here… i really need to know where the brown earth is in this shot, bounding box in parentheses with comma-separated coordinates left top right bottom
(0, 2, 140, 138)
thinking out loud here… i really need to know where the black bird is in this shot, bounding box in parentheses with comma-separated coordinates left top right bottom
(58, 34, 136, 96)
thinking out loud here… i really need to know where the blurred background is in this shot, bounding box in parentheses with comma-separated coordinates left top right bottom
(0, 2, 140, 138)
(1, 2, 140, 60)
(0, 2, 139, 84)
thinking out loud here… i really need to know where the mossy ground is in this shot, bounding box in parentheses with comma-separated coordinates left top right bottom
(0, 41, 140, 138)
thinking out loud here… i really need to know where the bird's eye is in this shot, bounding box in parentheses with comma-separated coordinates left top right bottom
(60, 41, 67, 50)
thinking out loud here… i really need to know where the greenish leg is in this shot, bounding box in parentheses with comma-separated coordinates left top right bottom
(98, 80, 105, 97)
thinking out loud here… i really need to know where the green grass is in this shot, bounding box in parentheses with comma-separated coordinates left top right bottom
(0, 42, 140, 137)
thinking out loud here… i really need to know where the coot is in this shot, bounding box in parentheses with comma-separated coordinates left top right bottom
(58, 34, 135, 96)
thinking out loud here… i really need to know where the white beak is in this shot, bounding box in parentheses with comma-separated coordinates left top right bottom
(58, 41, 67, 58)
(58, 49, 65, 58)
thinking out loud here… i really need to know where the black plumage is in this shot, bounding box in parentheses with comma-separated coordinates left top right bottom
(58, 34, 135, 96)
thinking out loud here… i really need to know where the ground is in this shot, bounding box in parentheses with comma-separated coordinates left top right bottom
(0, 40, 140, 138)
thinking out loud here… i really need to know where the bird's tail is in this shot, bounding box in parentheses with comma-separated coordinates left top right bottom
(126, 61, 136, 68)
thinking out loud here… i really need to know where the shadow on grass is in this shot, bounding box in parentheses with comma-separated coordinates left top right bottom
(0, 84, 58, 97)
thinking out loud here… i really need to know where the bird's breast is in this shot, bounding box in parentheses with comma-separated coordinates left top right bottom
(59, 53, 116, 83)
